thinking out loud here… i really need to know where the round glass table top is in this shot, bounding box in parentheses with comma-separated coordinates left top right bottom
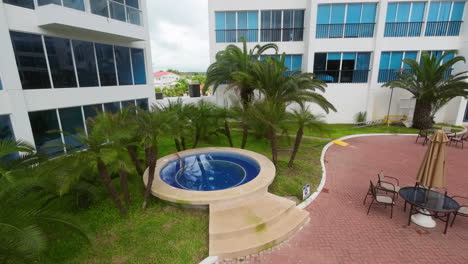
(399, 187, 460, 212)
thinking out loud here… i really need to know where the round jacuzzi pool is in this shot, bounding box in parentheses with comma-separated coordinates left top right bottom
(160, 152, 260, 191)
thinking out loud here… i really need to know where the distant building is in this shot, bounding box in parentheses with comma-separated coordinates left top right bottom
(154, 72, 181, 88)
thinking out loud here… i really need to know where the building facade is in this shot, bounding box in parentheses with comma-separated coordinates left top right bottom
(153, 71, 181, 88)
(208, 0, 468, 125)
(0, 0, 155, 154)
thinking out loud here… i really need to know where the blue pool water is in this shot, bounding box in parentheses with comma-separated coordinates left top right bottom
(160, 152, 260, 191)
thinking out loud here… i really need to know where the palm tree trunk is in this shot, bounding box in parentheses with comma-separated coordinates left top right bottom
(174, 138, 181, 151)
(192, 129, 201, 149)
(181, 137, 187, 150)
(127, 145, 143, 176)
(241, 124, 248, 149)
(97, 159, 127, 216)
(143, 145, 158, 209)
(288, 126, 303, 168)
(224, 120, 233, 147)
(270, 128, 278, 167)
(413, 100, 433, 129)
(118, 168, 130, 207)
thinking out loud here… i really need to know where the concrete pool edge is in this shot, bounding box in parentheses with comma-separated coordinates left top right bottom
(142, 147, 276, 205)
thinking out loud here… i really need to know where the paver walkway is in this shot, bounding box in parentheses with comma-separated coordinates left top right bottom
(232, 135, 468, 264)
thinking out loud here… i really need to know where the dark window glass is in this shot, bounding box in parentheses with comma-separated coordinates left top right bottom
(83, 104, 103, 121)
(83, 104, 102, 132)
(28, 110, 63, 155)
(0, 76, 3, 90)
(38, 0, 61, 6)
(131, 48, 147, 85)
(58, 107, 84, 151)
(72, 40, 99, 87)
(4, 0, 35, 9)
(63, 0, 85, 11)
(0, 115, 15, 140)
(44, 36, 77, 88)
(114, 46, 133, 85)
(10, 31, 51, 90)
(90, 0, 109, 17)
(313, 53, 327, 71)
(136, 98, 149, 111)
(126, 0, 139, 9)
(122, 100, 136, 108)
(95, 44, 117, 86)
(110, 1, 126, 22)
(104, 102, 121, 114)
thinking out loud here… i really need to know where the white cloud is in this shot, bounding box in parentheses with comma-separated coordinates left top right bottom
(146, 0, 209, 72)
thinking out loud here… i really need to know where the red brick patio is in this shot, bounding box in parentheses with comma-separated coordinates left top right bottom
(254, 135, 468, 264)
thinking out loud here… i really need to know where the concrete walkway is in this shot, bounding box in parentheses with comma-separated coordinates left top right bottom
(233, 135, 468, 263)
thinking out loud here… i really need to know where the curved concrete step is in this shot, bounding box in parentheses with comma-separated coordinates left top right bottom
(209, 193, 296, 239)
(209, 204, 309, 259)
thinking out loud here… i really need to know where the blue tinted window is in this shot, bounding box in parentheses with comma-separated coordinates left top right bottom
(83, 104, 102, 121)
(95, 43, 117, 86)
(439, 2, 452, 21)
(10, 32, 51, 90)
(91, 0, 109, 17)
(238, 12, 248, 29)
(44, 36, 77, 88)
(110, 1, 126, 21)
(427, 2, 440, 22)
(4, 0, 34, 9)
(390, 52, 404, 69)
(136, 98, 149, 111)
(0, 115, 14, 140)
(72, 40, 99, 87)
(451, 2, 465, 21)
(291, 55, 302, 71)
(386, 3, 397, 22)
(410, 3, 426, 22)
(361, 4, 377, 23)
(226, 12, 236, 30)
(114, 46, 133, 85)
(294, 10, 304, 28)
(104, 102, 121, 114)
(346, 4, 361, 23)
(58, 107, 84, 151)
(317, 5, 331, 24)
(131, 48, 147, 85)
(215, 12, 226, 30)
(330, 4, 345, 24)
(0, 76, 3, 90)
(28, 110, 63, 155)
(396, 3, 411, 22)
(247, 11, 258, 29)
(126, 0, 139, 9)
(356, 53, 370, 70)
(63, 0, 85, 11)
(379, 52, 391, 69)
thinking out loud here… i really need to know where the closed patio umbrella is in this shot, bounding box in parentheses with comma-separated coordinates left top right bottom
(416, 130, 448, 188)
(412, 130, 449, 228)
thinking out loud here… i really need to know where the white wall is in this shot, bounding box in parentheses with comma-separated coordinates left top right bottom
(208, 0, 468, 125)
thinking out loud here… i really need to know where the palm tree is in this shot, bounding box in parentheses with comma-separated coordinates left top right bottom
(246, 101, 288, 167)
(384, 51, 468, 129)
(0, 139, 88, 263)
(249, 55, 336, 113)
(158, 99, 192, 151)
(287, 106, 328, 168)
(136, 108, 170, 209)
(205, 39, 278, 148)
(187, 100, 221, 149)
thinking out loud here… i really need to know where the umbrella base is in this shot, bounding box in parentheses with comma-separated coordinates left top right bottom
(411, 209, 436, 228)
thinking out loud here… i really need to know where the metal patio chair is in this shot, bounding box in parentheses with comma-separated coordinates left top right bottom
(451, 196, 468, 227)
(366, 181, 396, 218)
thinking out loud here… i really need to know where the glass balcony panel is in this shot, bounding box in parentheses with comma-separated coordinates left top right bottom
(110, 1, 126, 22)
(127, 6, 142, 25)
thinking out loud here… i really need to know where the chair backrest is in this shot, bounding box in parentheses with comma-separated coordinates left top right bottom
(462, 133, 468, 140)
(377, 171, 384, 183)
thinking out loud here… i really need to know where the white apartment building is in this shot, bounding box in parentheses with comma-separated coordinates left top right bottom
(0, 0, 155, 155)
(153, 71, 181, 88)
(208, 0, 468, 125)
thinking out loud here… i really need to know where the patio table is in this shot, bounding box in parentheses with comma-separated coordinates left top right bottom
(399, 187, 460, 234)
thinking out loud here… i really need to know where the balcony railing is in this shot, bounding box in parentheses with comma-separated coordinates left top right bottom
(215, 29, 258, 43)
(316, 23, 375, 38)
(282, 28, 304, 41)
(425, 21, 463, 36)
(378, 68, 453, 83)
(314, 70, 370, 83)
(384, 22, 424, 37)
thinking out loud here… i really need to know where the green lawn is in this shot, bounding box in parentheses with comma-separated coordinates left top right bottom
(38, 132, 326, 264)
(300, 124, 420, 139)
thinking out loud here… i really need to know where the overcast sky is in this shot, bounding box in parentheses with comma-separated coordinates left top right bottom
(146, 0, 209, 73)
